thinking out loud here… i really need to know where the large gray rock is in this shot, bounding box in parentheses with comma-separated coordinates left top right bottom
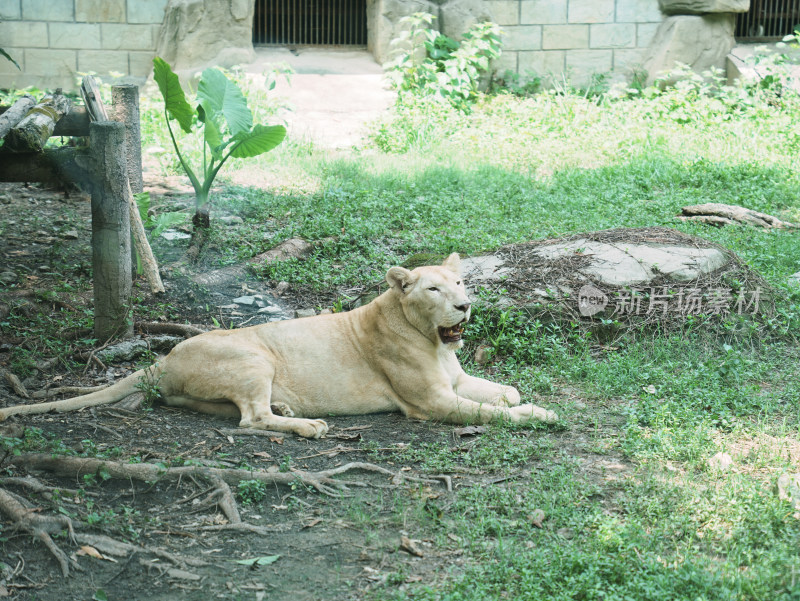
(459, 228, 771, 323)
(659, 0, 750, 14)
(642, 14, 736, 85)
(154, 0, 255, 73)
(524, 239, 729, 287)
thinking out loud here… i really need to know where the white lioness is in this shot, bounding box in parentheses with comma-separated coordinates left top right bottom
(0, 254, 557, 437)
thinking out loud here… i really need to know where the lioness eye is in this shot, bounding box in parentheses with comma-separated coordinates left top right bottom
(428, 287, 439, 292)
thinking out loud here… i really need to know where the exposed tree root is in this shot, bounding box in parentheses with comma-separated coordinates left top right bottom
(0, 487, 78, 577)
(73, 533, 209, 568)
(3, 454, 449, 577)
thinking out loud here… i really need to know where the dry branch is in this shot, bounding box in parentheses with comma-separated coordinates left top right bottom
(135, 321, 207, 338)
(128, 179, 165, 293)
(679, 203, 799, 229)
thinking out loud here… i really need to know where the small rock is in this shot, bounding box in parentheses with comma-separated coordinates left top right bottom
(557, 527, 575, 539)
(474, 345, 492, 365)
(257, 305, 282, 315)
(233, 296, 257, 306)
(319, 309, 332, 315)
(217, 304, 238, 310)
(294, 309, 316, 319)
(61, 230, 79, 240)
(219, 215, 244, 226)
(37, 265, 50, 272)
(528, 509, 546, 528)
(161, 229, 191, 241)
(0, 271, 18, 285)
(708, 452, 734, 472)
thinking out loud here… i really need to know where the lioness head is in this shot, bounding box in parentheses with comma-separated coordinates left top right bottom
(386, 253, 472, 349)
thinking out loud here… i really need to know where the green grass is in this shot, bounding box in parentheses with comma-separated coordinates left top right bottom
(137, 70, 800, 599)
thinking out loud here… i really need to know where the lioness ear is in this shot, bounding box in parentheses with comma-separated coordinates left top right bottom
(442, 253, 461, 274)
(386, 266, 417, 293)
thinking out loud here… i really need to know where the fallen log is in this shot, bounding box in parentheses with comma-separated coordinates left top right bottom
(4, 91, 72, 152)
(0, 94, 36, 140)
(679, 203, 799, 229)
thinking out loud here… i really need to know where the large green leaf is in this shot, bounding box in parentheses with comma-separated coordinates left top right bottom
(197, 68, 252, 137)
(152, 57, 194, 134)
(230, 124, 286, 159)
(0, 48, 20, 70)
(197, 102, 224, 159)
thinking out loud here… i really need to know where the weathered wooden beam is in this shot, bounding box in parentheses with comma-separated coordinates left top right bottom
(4, 92, 72, 152)
(0, 95, 36, 140)
(0, 147, 92, 186)
(90, 121, 133, 341)
(0, 106, 92, 137)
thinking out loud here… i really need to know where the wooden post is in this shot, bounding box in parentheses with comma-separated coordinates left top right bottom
(90, 121, 133, 341)
(111, 84, 143, 194)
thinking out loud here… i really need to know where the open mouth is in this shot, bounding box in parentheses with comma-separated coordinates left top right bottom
(438, 320, 467, 344)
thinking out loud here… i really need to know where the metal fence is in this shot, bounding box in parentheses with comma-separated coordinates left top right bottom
(736, 0, 800, 41)
(253, 0, 367, 46)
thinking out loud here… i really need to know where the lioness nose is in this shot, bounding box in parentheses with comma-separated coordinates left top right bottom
(455, 302, 471, 313)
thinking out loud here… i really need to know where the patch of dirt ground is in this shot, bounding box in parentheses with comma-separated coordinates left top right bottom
(0, 181, 630, 600)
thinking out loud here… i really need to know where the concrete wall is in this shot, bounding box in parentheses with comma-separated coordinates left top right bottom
(0, 0, 168, 90)
(487, 0, 663, 85)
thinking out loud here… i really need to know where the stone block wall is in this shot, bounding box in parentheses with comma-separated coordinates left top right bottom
(486, 0, 663, 85)
(0, 0, 168, 89)
(1, 0, 746, 91)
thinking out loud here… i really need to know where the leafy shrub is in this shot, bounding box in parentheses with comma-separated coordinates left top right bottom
(384, 12, 503, 112)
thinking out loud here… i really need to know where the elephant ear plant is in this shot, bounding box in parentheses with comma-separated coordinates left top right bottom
(152, 57, 286, 250)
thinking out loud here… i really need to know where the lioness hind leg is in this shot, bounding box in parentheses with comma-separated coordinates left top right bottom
(232, 377, 327, 439)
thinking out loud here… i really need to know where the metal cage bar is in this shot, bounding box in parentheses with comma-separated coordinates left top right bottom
(736, 0, 800, 41)
(253, 0, 366, 46)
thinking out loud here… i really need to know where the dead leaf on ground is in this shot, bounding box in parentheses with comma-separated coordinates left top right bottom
(399, 536, 424, 557)
(252, 451, 272, 460)
(453, 425, 486, 437)
(269, 436, 283, 445)
(302, 518, 322, 529)
(77, 545, 117, 562)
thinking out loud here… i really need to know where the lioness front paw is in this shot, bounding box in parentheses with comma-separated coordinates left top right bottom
(510, 404, 558, 424)
(297, 419, 329, 439)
